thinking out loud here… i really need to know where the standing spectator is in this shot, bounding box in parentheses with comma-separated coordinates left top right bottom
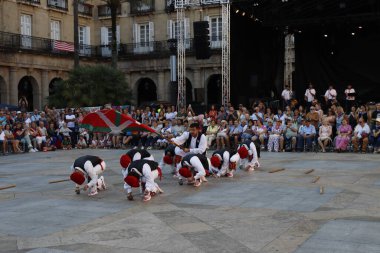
(324, 85, 337, 108)
(267, 119, 284, 152)
(65, 109, 77, 148)
(297, 119, 316, 152)
(348, 106, 357, 129)
(304, 83, 316, 109)
(352, 118, 370, 153)
(281, 85, 292, 108)
(370, 118, 380, 153)
(335, 118, 352, 152)
(344, 84, 356, 112)
(318, 120, 332, 152)
(205, 120, 219, 148)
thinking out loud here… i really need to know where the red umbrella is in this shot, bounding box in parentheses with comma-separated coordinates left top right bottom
(81, 109, 157, 134)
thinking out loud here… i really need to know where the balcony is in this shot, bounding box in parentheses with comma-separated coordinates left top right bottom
(17, 0, 40, 5)
(0, 31, 220, 60)
(98, 5, 121, 18)
(47, 0, 68, 11)
(78, 3, 93, 17)
(130, 0, 155, 15)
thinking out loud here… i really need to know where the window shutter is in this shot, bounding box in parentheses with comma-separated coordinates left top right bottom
(133, 23, 139, 43)
(167, 20, 173, 39)
(116, 25, 120, 44)
(101, 27, 108, 45)
(85, 26, 90, 45)
(50, 21, 54, 39)
(148, 22, 154, 42)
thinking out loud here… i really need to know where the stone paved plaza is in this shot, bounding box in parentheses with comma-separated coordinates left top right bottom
(0, 149, 380, 253)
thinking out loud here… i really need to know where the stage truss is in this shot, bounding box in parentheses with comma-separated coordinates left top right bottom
(175, 0, 230, 108)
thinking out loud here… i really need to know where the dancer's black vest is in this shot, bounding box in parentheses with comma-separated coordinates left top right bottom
(181, 154, 209, 171)
(243, 140, 261, 158)
(126, 149, 151, 160)
(127, 160, 159, 179)
(212, 149, 236, 168)
(74, 155, 102, 171)
(184, 133, 206, 155)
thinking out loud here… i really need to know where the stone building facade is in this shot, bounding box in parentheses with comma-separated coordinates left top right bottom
(0, 0, 224, 110)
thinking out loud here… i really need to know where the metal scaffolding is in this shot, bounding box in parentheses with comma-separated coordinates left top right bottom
(284, 32, 295, 91)
(221, 2, 230, 107)
(175, 0, 230, 108)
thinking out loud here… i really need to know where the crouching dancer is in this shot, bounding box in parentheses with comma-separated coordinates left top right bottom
(124, 160, 163, 202)
(178, 154, 209, 187)
(237, 140, 261, 171)
(70, 155, 107, 196)
(209, 149, 240, 178)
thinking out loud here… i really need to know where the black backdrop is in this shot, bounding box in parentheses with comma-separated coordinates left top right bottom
(231, 13, 380, 106)
(294, 23, 380, 103)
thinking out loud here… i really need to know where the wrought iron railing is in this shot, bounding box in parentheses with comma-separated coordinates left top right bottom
(47, 0, 68, 11)
(130, 0, 155, 15)
(17, 0, 40, 5)
(98, 4, 121, 17)
(78, 3, 93, 16)
(0, 31, 220, 59)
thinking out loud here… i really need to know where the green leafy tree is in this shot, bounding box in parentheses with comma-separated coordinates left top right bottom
(48, 65, 131, 107)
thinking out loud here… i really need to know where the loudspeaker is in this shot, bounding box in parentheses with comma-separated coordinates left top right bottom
(193, 21, 211, 60)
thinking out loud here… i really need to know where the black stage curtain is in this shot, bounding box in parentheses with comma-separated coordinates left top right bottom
(294, 25, 380, 104)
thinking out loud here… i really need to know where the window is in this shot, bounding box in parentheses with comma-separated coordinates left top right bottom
(100, 26, 120, 56)
(20, 14, 32, 48)
(79, 26, 91, 55)
(210, 16, 222, 48)
(50, 20, 60, 40)
(167, 19, 190, 48)
(133, 22, 154, 53)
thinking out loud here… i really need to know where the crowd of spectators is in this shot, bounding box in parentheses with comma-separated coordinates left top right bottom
(0, 99, 379, 155)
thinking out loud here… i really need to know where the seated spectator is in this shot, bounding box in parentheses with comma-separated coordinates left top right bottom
(76, 135, 88, 149)
(206, 120, 219, 148)
(264, 108, 274, 124)
(352, 118, 370, 153)
(267, 119, 284, 152)
(0, 125, 7, 155)
(356, 105, 368, 123)
(335, 118, 352, 152)
(29, 122, 39, 151)
(145, 120, 162, 150)
(229, 120, 243, 149)
(208, 105, 218, 122)
(284, 119, 298, 152)
(62, 136, 72, 150)
(47, 123, 61, 148)
(156, 121, 172, 148)
(216, 120, 229, 149)
(36, 121, 47, 151)
(59, 122, 72, 139)
(306, 106, 320, 129)
(250, 107, 263, 121)
(252, 120, 267, 149)
(318, 119, 332, 152)
(274, 109, 286, 125)
(348, 106, 357, 130)
(296, 119, 316, 152)
(241, 119, 254, 142)
(370, 118, 380, 153)
(4, 124, 21, 153)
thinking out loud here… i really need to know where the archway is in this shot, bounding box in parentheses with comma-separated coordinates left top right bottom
(137, 78, 157, 106)
(169, 78, 193, 106)
(49, 78, 63, 96)
(207, 74, 222, 106)
(18, 76, 38, 111)
(0, 76, 6, 104)
(186, 78, 193, 103)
